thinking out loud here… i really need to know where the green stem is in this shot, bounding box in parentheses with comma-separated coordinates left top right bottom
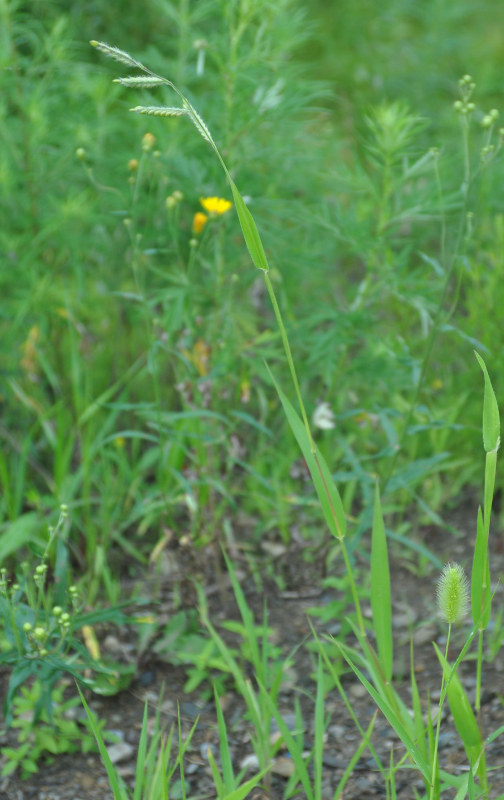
(430, 623, 452, 800)
(475, 629, 483, 723)
(263, 272, 313, 449)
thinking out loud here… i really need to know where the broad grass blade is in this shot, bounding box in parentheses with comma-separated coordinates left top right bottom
(229, 180, 270, 272)
(474, 351, 500, 453)
(371, 483, 393, 681)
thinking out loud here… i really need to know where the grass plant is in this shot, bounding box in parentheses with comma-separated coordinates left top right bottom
(79, 685, 270, 800)
(91, 39, 503, 797)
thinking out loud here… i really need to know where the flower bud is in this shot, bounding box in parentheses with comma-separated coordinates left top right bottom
(142, 132, 156, 152)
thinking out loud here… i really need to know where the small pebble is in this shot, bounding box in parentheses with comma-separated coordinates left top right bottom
(106, 741, 134, 764)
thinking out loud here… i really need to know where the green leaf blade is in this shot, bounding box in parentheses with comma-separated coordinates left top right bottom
(229, 181, 270, 272)
(371, 484, 393, 681)
(474, 352, 500, 453)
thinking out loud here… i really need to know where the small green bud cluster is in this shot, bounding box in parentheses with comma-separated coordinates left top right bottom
(68, 584, 79, 609)
(481, 108, 499, 129)
(52, 605, 71, 629)
(165, 189, 184, 210)
(454, 74, 476, 115)
(21, 602, 74, 658)
(22, 621, 49, 656)
(0, 568, 8, 597)
(33, 563, 48, 589)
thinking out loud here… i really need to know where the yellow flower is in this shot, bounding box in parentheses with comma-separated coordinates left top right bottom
(192, 211, 208, 234)
(200, 196, 232, 215)
(128, 158, 138, 171)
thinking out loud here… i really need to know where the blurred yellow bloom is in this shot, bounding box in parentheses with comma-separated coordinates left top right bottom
(240, 379, 251, 403)
(20, 325, 40, 376)
(142, 132, 156, 152)
(181, 338, 211, 375)
(192, 211, 208, 234)
(128, 158, 138, 171)
(431, 378, 443, 391)
(200, 196, 232, 215)
(82, 624, 100, 661)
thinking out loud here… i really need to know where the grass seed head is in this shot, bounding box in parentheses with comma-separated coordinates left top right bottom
(437, 562, 469, 624)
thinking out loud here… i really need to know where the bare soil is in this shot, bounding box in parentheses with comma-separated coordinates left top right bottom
(2, 508, 504, 800)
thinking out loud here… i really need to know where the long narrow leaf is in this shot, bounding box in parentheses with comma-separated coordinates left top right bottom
(371, 483, 393, 681)
(268, 368, 346, 540)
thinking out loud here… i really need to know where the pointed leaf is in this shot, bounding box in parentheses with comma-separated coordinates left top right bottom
(229, 180, 269, 272)
(474, 352, 500, 453)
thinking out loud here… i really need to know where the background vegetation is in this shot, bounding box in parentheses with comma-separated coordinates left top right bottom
(1, 0, 504, 793)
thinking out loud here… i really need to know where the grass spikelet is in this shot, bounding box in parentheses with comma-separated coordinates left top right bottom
(114, 76, 167, 87)
(90, 40, 143, 70)
(130, 106, 187, 117)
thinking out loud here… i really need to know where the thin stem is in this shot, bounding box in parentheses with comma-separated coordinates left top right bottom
(263, 272, 313, 450)
(475, 629, 483, 724)
(430, 623, 452, 800)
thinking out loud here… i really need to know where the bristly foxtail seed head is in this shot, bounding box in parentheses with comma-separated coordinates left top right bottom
(437, 562, 469, 624)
